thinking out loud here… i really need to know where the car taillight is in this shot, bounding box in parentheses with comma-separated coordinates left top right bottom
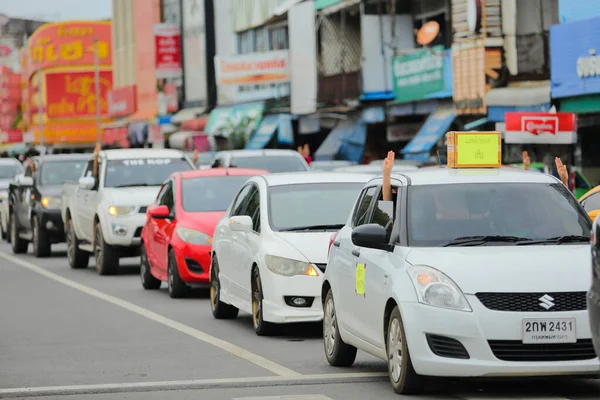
(328, 231, 339, 256)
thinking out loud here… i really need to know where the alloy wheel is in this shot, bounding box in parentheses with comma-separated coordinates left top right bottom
(252, 275, 262, 327)
(210, 267, 219, 309)
(32, 219, 38, 253)
(66, 224, 74, 265)
(95, 226, 103, 268)
(388, 318, 403, 383)
(323, 297, 337, 357)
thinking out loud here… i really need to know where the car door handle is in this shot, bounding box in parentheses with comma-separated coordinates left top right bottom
(351, 249, 360, 257)
(332, 241, 340, 247)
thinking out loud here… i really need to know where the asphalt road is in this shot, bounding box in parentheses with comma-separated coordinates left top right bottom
(0, 241, 598, 400)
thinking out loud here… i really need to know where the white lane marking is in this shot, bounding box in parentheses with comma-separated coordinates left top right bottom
(0, 373, 388, 396)
(457, 396, 571, 400)
(233, 396, 332, 400)
(0, 251, 299, 377)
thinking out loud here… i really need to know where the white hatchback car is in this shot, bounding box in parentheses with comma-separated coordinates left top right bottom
(322, 167, 598, 394)
(209, 172, 372, 335)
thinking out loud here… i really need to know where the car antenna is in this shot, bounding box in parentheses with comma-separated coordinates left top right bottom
(436, 150, 442, 167)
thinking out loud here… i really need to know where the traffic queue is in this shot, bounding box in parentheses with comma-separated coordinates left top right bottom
(0, 131, 599, 396)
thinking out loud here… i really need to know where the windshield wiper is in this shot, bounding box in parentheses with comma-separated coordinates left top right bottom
(517, 235, 590, 246)
(441, 235, 532, 247)
(112, 183, 152, 188)
(278, 224, 345, 232)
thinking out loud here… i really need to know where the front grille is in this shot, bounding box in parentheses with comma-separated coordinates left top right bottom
(314, 263, 326, 272)
(476, 292, 587, 312)
(133, 227, 143, 238)
(426, 334, 470, 359)
(488, 339, 597, 361)
(139, 207, 147, 214)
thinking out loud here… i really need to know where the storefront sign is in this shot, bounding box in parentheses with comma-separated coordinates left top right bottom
(33, 121, 102, 144)
(27, 22, 112, 78)
(504, 112, 577, 144)
(0, 128, 23, 144)
(45, 71, 113, 119)
(108, 85, 137, 118)
(392, 46, 444, 104)
(154, 23, 182, 79)
(215, 51, 290, 102)
(550, 16, 600, 98)
(205, 102, 264, 138)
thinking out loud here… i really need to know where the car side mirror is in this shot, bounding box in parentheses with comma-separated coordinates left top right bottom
(78, 176, 95, 190)
(229, 215, 252, 232)
(351, 223, 389, 250)
(17, 175, 34, 187)
(588, 209, 600, 221)
(148, 205, 170, 219)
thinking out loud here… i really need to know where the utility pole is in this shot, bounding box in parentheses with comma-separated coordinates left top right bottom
(93, 39, 102, 143)
(37, 64, 44, 147)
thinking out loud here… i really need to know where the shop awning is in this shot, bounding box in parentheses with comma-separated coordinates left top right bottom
(316, 0, 361, 14)
(171, 107, 205, 124)
(486, 85, 550, 107)
(127, 108, 157, 123)
(401, 105, 455, 157)
(246, 114, 279, 149)
(205, 102, 265, 138)
(315, 115, 366, 162)
(464, 118, 489, 130)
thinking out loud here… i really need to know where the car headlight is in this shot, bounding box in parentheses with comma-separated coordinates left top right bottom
(41, 196, 61, 209)
(264, 254, 319, 277)
(406, 265, 472, 312)
(175, 227, 212, 245)
(108, 205, 136, 216)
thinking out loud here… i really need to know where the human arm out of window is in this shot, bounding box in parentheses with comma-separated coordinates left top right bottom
(382, 151, 394, 201)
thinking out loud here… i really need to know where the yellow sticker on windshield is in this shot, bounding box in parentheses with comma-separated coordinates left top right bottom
(355, 263, 365, 295)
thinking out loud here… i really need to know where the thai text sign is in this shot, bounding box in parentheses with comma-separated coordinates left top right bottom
(447, 131, 502, 168)
(45, 71, 113, 119)
(392, 45, 444, 103)
(28, 22, 112, 76)
(215, 50, 290, 86)
(154, 24, 182, 79)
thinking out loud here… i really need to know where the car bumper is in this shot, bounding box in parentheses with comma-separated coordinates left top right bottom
(588, 287, 600, 359)
(260, 267, 324, 324)
(400, 296, 599, 378)
(103, 214, 145, 247)
(174, 242, 211, 284)
(38, 209, 65, 241)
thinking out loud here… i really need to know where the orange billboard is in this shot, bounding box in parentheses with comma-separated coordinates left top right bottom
(45, 71, 113, 119)
(27, 21, 112, 77)
(35, 121, 108, 143)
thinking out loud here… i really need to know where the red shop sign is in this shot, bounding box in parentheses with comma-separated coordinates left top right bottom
(108, 85, 137, 118)
(504, 112, 577, 144)
(154, 23, 182, 79)
(0, 128, 23, 144)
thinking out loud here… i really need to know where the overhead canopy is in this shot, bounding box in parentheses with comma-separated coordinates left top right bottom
(171, 107, 206, 124)
(486, 85, 550, 107)
(205, 102, 265, 138)
(315, 115, 366, 163)
(246, 114, 279, 150)
(401, 105, 455, 161)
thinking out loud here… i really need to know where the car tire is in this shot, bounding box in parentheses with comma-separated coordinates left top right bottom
(209, 254, 239, 319)
(32, 217, 51, 258)
(1, 219, 7, 241)
(94, 223, 119, 275)
(10, 212, 27, 254)
(6, 218, 11, 243)
(167, 249, 189, 298)
(387, 306, 423, 394)
(323, 289, 357, 367)
(66, 219, 89, 269)
(251, 267, 276, 336)
(140, 243, 161, 290)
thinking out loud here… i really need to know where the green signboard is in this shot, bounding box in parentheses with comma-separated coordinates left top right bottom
(392, 45, 445, 104)
(315, 0, 345, 10)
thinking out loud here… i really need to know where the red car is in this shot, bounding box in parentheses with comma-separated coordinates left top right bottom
(140, 168, 268, 298)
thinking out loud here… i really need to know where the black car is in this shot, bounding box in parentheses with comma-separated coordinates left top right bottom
(8, 154, 88, 257)
(590, 215, 600, 358)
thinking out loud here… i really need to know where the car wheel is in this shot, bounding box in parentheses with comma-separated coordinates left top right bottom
(94, 223, 119, 275)
(251, 267, 276, 336)
(140, 244, 161, 290)
(323, 289, 357, 367)
(66, 219, 89, 269)
(167, 249, 189, 298)
(0, 218, 7, 241)
(10, 213, 27, 254)
(387, 306, 423, 394)
(32, 217, 51, 258)
(209, 254, 238, 319)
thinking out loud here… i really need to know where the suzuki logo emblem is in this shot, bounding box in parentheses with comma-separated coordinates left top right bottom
(539, 294, 555, 310)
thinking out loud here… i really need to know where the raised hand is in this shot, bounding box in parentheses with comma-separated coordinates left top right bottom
(555, 157, 568, 187)
(383, 151, 394, 174)
(522, 151, 530, 170)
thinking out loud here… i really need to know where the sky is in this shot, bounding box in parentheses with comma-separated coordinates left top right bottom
(0, 0, 112, 21)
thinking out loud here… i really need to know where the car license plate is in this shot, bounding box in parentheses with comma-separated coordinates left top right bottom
(522, 318, 577, 344)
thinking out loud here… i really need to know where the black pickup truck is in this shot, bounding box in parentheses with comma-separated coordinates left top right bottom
(8, 154, 88, 257)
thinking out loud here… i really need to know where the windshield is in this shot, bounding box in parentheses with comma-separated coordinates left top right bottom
(104, 158, 193, 188)
(407, 182, 591, 247)
(269, 182, 364, 231)
(230, 155, 307, 173)
(181, 175, 253, 212)
(40, 160, 86, 186)
(0, 164, 22, 179)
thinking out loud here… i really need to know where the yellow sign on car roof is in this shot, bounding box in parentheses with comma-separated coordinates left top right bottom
(447, 131, 502, 168)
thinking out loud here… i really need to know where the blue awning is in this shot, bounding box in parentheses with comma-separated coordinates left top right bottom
(246, 114, 279, 149)
(401, 106, 455, 156)
(315, 116, 366, 162)
(464, 118, 489, 130)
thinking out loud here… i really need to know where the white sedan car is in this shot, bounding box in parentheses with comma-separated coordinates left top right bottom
(209, 172, 372, 335)
(322, 167, 598, 394)
(0, 158, 24, 241)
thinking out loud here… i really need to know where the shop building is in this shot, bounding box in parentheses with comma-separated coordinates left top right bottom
(23, 21, 113, 148)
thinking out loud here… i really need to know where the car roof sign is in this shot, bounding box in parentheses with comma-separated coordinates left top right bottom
(447, 131, 502, 169)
